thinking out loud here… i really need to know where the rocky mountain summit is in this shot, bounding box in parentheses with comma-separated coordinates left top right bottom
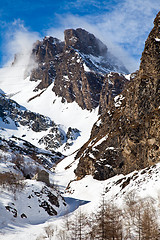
(75, 11, 160, 180)
(26, 28, 128, 110)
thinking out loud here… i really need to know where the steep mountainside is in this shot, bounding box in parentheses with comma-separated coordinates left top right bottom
(0, 28, 129, 158)
(99, 72, 128, 114)
(75, 11, 160, 180)
(0, 92, 81, 156)
(28, 28, 128, 110)
(0, 26, 134, 234)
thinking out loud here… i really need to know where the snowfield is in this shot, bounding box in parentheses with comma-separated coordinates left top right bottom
(0, 59, 99, 155)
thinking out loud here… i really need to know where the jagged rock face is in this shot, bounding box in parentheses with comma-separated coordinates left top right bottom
(139, 12, 160, 78)
(99, 72, 128, 114)
(0, 93, 54, 132)
(0, 135, 63, 168)
(29, 37, 64, 90)
(52, 48, 104, 110)
(38, 126, 80, 151)
(64, 28, 107, 56)
(28, 28, 128, 110)
(75, 11, 160, 180)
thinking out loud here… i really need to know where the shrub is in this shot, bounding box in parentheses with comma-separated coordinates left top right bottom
(0, 172, 25, 194)
(11, 154, 24, 170)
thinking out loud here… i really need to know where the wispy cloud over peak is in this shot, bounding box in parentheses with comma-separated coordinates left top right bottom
(2, 19, 40, 66)
(46, 0, 159, 72)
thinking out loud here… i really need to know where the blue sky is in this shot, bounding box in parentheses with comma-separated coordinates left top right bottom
(0, 0, 159, 71)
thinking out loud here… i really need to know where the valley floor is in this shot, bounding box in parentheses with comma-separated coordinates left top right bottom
(1, 152, 160, 240)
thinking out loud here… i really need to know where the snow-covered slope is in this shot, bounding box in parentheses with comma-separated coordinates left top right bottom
(0, 148, 67, 233)
(0, 34, 100, 238)
(0, 180, 67, 227)
(0, 28, 129, 156)
(0, 60, 99, 156)
(1, 151, 160, 239)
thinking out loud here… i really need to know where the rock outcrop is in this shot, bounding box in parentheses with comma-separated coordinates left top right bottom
(99, 72, 128, 114)
(27, 28, 128, 110)
(64, 28, 107, 56)
(29, 37, 64, 90)
(3, 182, 67, 225)
(75, 11, 160, 180)
(0, 93, 80, 153)
(33, 170, 50, 186)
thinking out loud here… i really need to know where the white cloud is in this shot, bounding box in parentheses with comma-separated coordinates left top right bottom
(0, 20, 41, 95)
(2, 19, 41, 66)
(99, 0, 159, 52)
(47, 14, 138, 72)
(46, 0, 159, 72)
(1, 0, 159, 73)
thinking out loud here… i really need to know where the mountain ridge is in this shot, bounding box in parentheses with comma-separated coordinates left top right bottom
(26, 28, 129, 110)
(74, 11, 160, 180)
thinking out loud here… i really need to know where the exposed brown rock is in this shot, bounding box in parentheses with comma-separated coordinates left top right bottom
(139, 12, 160, 79)
(26, 28, 128, 110)
(29, 37, 64, 90)
(64, 28, 107, 56)
(75, 11, 160, 180)
(99, 72, 128, 114)
(52, 47, 104, 110)
(33, 170, 50, 186)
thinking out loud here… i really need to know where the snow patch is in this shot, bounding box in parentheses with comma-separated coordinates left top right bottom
(83, 63, 90, 72)
(93, 134, 109, 148)
(114, 94, 125, 107)
(155, 37, 160, 42)
(95, 118, 102, 127)
(125, 73, 131, 80)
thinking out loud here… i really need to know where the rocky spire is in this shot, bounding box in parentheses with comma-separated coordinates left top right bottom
(28, 28, 128, 110)
(139, 11, 160, 78)
(64, 28, 108, 56)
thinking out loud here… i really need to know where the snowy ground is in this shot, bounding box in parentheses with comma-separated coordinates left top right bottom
(0, 58, 100, 239)
(0, 60, 99, 156)
(1, 148, 160, 240)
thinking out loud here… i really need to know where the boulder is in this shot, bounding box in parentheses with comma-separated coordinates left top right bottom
(33, 170, 50, 186)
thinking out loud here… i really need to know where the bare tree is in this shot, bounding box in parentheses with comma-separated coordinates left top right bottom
(57, 229, 68, 240)
(59, 208, 89, 240)
(95, 197, 123, 240)
(58, 192, 160, 240)
(70, 208, 88, 240)
(44, 224, 54, 240)
(87, 212, 97, 240)
(140, 201, 159, 240)
(124, 192, 160, 240)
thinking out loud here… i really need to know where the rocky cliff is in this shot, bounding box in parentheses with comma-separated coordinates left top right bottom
(27, 28, 128, 110)
(75, 11, 160, 180)
(29, 36, 64, 89)
(99, 72, 128, 114)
